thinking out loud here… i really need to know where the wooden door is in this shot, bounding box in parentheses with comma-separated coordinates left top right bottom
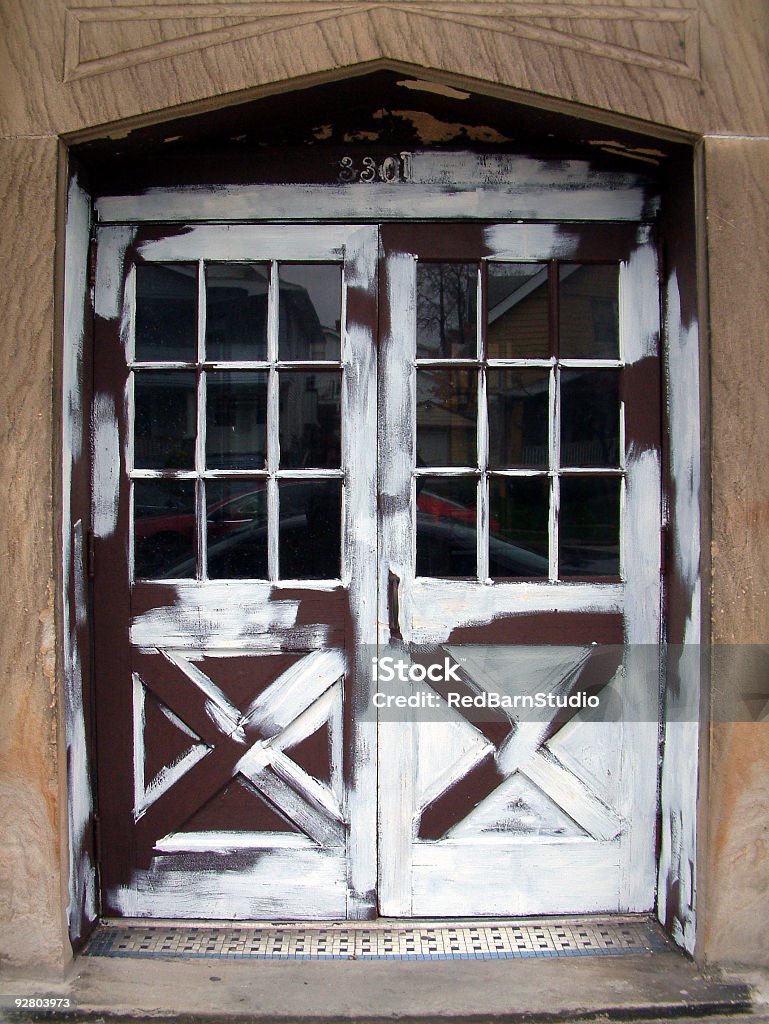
(93, 218, 662, 921)
(92, 224, 379, 918)
(377, 223, 662, 916)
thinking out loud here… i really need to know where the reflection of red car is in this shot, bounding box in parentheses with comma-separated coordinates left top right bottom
(134, 481, 491, 576)
(417, 490, 499, 531)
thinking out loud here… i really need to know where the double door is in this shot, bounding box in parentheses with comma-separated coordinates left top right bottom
(92, 221, 661, 919)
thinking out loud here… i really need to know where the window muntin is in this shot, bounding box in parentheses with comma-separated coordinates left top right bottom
(415, 260, 623, 581)
(130, 260, 344, 582)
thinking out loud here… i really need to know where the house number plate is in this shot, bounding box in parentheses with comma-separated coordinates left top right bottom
(338, 153, 413, 183)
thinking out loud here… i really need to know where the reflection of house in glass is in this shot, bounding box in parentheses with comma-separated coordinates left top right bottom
(133, 262, 343, 472)
(486, 263, 549, 359)
(278, 264, 342, 468)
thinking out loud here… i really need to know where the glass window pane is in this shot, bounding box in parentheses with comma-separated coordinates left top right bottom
(560, 369, 620, 467)
(134, 370, 196, 469)
(416, 476, 477, 578)
(417, 369, 477, 467)
(134, 480, 196, 578)
(487, 263, 549, 358)
(278, 264, 341, 361)
(417, 263, 478, 359)
(206, 479, 268, 580)
(489, 477, 550, 579)
(279, 370, 341, 468)
(135, 264, 197, 362)
(206, 371, 267, 470)
(559, 265, 619, 359)
(205, 264, 268, 361)
(559, 477, 620, 578)
(279, 480, 341, 580)
(488, 369, 549, 469)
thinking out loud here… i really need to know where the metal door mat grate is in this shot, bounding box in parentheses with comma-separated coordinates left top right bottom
(85, 918, 670, 960)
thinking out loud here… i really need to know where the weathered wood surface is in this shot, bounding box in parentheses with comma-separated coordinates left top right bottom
(0, 2, 767, 139)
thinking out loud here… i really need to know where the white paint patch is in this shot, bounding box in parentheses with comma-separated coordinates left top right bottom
(622, 449, 663, 644)
(138, 224, 349, 262)
(666, 271, 701, 639)
(411, 842, 622, 917)
(155, 832, 316, 852)
(94, 225, 135, 319)
(621, 234, 659, 364)
(241, 648, 345, 735)
(656, 269, 701, 953)
(98, 179, 653, 225)
(91, 391, 120, 538)
(410, 581, 623, 643)
(130, 582, 310, 649)
(62, 175, 96, 941)
(110, 849, 347, 919)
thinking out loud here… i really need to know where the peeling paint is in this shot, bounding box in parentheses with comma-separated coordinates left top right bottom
(373, 109, 511, 144)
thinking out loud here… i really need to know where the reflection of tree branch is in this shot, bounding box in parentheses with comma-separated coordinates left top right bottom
(417, 265, 474, 355)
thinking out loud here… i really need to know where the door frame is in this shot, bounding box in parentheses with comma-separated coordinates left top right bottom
(61, 150, 703, 951)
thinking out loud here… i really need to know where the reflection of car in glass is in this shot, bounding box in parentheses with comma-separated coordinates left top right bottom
(156, 507, 550, 581)
(135, 483, 491, 577)
(417, 515, 550, 579)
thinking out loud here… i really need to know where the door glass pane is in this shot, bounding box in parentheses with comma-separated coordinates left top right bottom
(489, 476, 549, 578)
(134, 480, 196, 578)
(278, 264, 342, 361)
(559, 265, 619, 359)
(206, 479, 268, 580)
(279, 479, 341, 580)
(561, 369, 620, 467)
(205, 264, 269, 361)
(487, 263, 549, 358)
(488, 369, 549, 469)
(416, 263, 478, 359)
(134, 370, 196, 469)
(206, 371, 267, 469)
(417, 368, 477, 467)
(416, 476, 477, 578)
(559, 476, 620, 577)
(279, 370, 342, 468)
(135, 263, 197, 362)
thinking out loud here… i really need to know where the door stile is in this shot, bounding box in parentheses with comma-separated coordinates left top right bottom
(340, 225, 380, 917)
(376, 244, 418, 916)
(616, 236, 664, 910)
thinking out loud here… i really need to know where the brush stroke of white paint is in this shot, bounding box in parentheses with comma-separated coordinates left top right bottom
(111, 849, 347, 919)
(94, 225, 134, 319)
(130, 582, 305, 648)
(91, 391, 120, 538)
(132, 673, 210, 821)
(62, 175, 97, 938)
(656, 270, 701, 953)
(97, 172, 654, 224)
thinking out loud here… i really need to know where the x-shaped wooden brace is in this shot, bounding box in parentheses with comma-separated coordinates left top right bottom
(132, 647, 347, 867)
(417, 645, 624, 841)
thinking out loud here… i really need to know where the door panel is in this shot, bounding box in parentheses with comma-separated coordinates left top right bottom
(377, 223, 661, 916)
(92, 224, 378, 919)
